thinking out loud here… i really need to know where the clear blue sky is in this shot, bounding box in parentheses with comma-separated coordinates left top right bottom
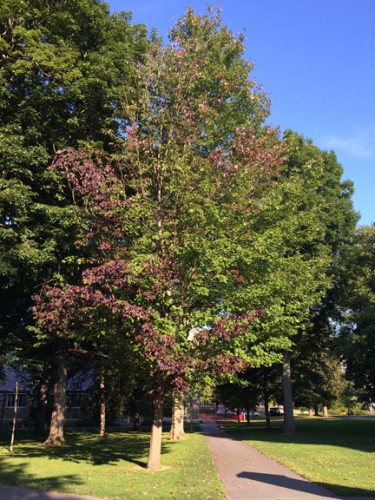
(109, 0, 375, 226)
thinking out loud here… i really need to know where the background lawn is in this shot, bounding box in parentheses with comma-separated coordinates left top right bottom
(0, 427, 224, 499)
(223, 416, 375, 497)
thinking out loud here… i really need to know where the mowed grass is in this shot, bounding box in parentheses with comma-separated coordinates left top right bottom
(0, 427, 224, 499)
(224, 416, 375, 497)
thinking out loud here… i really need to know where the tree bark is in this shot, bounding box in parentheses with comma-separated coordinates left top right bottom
(282, 351, 296, 435)
(147, 390, 164, 470)
(34, 362, 51, 437)
(44, 358, 67, 445)
(322, 404, 329, 418)
(99, 369, 106, 438)
(170, 390, 185, 440)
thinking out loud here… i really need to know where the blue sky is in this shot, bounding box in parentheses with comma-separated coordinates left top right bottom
(109, 0, 374, 226)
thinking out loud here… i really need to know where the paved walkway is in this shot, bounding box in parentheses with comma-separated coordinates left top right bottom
(201, 421, 375, 500)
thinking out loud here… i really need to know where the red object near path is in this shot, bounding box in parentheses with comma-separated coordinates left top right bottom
(200, 410, 245, 422)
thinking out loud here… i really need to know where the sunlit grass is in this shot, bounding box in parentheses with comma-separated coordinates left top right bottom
(0, 428, 224, 499)
(224, 416, 375, 497)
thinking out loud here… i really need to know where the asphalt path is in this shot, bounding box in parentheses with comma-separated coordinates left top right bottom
(201, 421, 375, 500)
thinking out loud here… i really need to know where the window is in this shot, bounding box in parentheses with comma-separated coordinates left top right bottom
(6, 393, 27, 407)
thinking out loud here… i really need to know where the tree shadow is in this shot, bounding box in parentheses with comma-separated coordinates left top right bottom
(237, 471, 375, 498)
(0, 428, 171, 468)
(0, 460, 83, 494)
(237, 471, 337, 497)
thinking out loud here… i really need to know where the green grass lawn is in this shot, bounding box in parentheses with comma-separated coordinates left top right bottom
(224, 416, 375, 497)
(0, 427, 224, 499)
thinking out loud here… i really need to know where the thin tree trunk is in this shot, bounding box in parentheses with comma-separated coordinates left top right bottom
(176, 395, 185, 437)
(147, 390, 164, 470)
(314, 404, 319, 416)
(282, 351, 295, 435)
(44, 358, 67, 445)
(322, 404, 329, 418)
(245, 402, 250, 426)
(190, 395, 194, 432)
(309, 407, 314, 417)
(99, 369, 106, 438)
(263, 369, 271, 430)
(264, 393, 271, 430)
(9, 379, 18, 453)
(34, 362, 50, 437)
(169, 391, 185, 440)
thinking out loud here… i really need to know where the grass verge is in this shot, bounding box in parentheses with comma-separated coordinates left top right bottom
(0, 427, 224, 499)
(223, 416, 375, 497)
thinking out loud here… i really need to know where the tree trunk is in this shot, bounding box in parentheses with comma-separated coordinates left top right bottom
(9, 379, 18, 453)
(34, 362, 51, 437)
(147, 391, 164, 470)
(99, 369, 106, 438)
(263, 369, 271, 430)
(282, 351, 295, 435)
(169, 390, 185, 440)
(308, 407, 314, 417)
(190, 396, 193, 433)
(314, 404, 319, 416)
(264, 393, 271, 430)
(44, 358, 67, 445)
(322, 404, 329, 418)
(245, 402, 250, 426)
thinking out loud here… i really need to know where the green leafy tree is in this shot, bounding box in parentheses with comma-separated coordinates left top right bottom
(0, 0, 147, 437)
(31, 6, 290, 468)
(0, 0, 147, 350)
(115, 7, 276, 468)
(281, 131, 357, 429)
(291, 321, 345, 417)
(220, 130, 357, 434)
(341, 223, 375, 401)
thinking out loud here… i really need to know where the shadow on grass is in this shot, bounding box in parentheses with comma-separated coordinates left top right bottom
(206, 417, 375, 454)
(0, 459, 83, 493)
(0, 428, 171, 468)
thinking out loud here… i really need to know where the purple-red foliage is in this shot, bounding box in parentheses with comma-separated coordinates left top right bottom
(83, 260, 131, 290)
(209, 127, 287, 186)
(32, 285, 112, 339)
(32, 279, 187, 385)
(207, 354, 249, 375)
(140, 323, 187, 388)
(50, 149, 130, 253)
(193, 311, 260, 346)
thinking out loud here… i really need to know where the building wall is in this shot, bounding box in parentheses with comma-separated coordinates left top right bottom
(0, 391, 30, 424)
